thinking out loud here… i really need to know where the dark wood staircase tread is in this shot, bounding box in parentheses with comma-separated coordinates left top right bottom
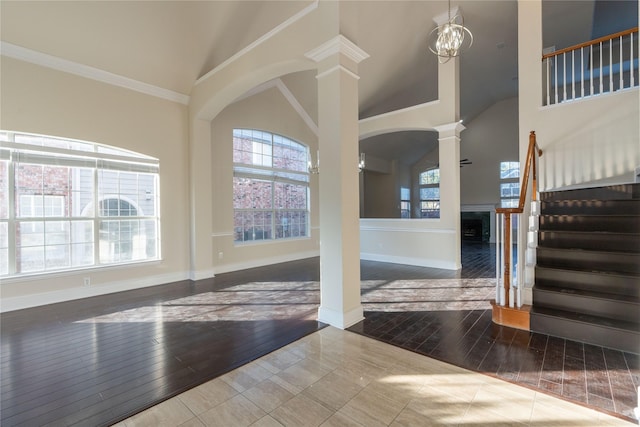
(534, 284, 640, 304)
(536, 265, 640, 278)
(530, 306, 640, 331)
(530, 183, 640, 353)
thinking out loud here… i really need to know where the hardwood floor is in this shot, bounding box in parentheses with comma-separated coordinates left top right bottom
(1, 261, 325, 427)
(1, 242, 638, 425)
(350, 242, 639, 423)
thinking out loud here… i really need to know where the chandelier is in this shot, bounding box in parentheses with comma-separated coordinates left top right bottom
(428, 0, 473, 63)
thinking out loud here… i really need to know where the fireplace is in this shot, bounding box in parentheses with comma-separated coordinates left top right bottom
(461, 212, 490, 242)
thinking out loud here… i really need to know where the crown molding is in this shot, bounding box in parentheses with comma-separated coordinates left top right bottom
(195, 1, 319, 86)
(305, 34, 370, 64)
(1, 41, 190, 105)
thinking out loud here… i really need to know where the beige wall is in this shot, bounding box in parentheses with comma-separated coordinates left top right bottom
(210, 87, 320, 273)
(1, 58, 190, 309)
(460, 97, 519, 206)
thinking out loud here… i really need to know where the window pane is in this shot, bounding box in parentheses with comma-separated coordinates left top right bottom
(234, 211, 272, 242)
(274, 182, 307, 210)
(275, 211, 308, 238)
(500, 198, 519, 208)
(0, 222, 7, 275)
(400, 187, 410, 200)
(500, 161, 520, 179)
(420, 187, 440, 200)
(420, 201, 440, 218)
(233, 129, 309, 243)
(400, 201, 410, 219)
(0, 160, 8, 219)
(500, 182, 520, 198)
(71, 221, 94, 267)
(16, 246, 44, 273)
(420, 169, 440, 185)
(233, 178, 272, 209)
(15, 164, 44, 216)
(99, 219, 141, 263)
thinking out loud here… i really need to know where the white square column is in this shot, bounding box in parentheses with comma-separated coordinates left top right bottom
(306, 36, 369, 329)
(435, 122, 465, 270)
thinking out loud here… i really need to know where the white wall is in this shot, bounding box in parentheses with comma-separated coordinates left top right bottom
(360, 219, 458, 269)
(519, 1, 639, 192)
(210, 86, 320, 273)
(1, 58, 191, 311)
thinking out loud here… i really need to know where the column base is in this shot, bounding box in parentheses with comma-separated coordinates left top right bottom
(318, 305, 364, 329)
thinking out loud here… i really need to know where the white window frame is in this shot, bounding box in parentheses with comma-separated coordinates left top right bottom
(232, 129, 310, 244)
(400, 187, 411, 218)
(0, 131, 160, 278)
(500, 161, 520, 208)
(419, 168, 440, 218)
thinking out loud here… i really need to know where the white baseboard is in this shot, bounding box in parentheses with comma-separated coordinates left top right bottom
(0, 271, 190, 313)
(360, 252, 460, 270)
(317, 305, 364, 329)
(190, 268, 216, 281)
(213, 250, 320, 274)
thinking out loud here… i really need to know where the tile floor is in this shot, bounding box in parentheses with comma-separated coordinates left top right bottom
(116, 327, 635, 427)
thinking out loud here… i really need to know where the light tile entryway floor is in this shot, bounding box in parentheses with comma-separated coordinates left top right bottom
(116, 327, 634, 427)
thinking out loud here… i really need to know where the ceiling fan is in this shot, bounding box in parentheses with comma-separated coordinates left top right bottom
(435, 158, 473, 168)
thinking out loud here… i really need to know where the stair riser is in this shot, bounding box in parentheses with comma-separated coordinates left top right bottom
(530, 312, 640, 353)
(536, 248, 640, 275)
(535, 267, 640, 298)
(538, 231, 640, 253)
(541, 200, 640, 216)
(533, 288, 639, 323)
(539, 215, 640, 233)
(541, 183, 640, 202)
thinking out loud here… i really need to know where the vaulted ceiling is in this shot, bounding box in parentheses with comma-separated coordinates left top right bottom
(3, 1, 624, 166)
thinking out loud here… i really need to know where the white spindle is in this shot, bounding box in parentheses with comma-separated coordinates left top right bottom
(571, 50, 575, 100)
(554, 55, 558, 104)
(508, 219, 514, 308)
(590, 44, 594, 96)
(546, 58, 551, 105)
(496, 212, 501, 304)
(562, 52, 567, 101)
(599, 41, 604, 94)
(609, 39, 613, 92)
(581, 47, 585, 97)
(631, 32, 635, 87)
(620, 35, 624, 90)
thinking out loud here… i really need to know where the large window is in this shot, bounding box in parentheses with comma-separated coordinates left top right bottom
(0, 131, 159, 278)
(233, 129, 310, 243)
(419, 168, 440, 218)
(500, 161, 520, 208)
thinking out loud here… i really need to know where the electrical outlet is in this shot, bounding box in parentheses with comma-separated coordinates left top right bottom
(218, 251, 224, 260)
(83, 277, 90, 287)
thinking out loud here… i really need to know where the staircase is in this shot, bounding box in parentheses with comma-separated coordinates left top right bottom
(530, 183, 640, 353)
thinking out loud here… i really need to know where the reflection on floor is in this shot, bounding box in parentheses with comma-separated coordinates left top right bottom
(1, 243, 638, 426)
(118, 327, 632, 427)
(351, 243, 638, 423)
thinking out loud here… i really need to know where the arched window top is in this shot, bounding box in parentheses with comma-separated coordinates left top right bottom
(420, 168, 440, 185)
(233, 129, 308, 174)
(2, 131, 156, 161)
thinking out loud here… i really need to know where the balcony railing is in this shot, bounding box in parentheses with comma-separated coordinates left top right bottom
(543, 27, 638, 106)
